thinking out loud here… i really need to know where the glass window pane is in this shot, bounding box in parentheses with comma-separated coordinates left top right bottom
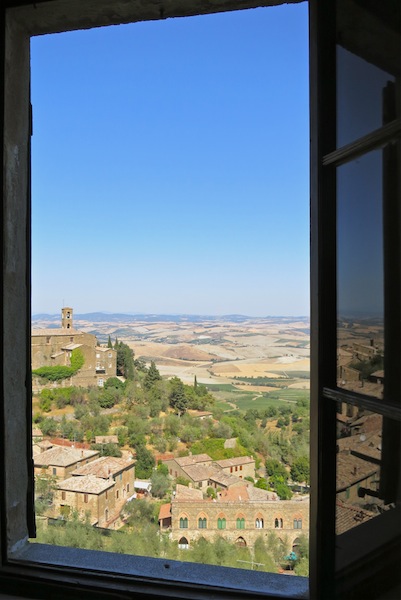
(336, 405, 400, 537)
(337, 150, 384, 399)
(336, 45, 396, 147)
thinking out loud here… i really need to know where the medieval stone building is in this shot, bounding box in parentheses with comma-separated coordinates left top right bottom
(160, 483, 309, 552)
(32, 307, 117, 389)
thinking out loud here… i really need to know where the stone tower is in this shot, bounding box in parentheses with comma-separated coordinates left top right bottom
(61, 307, 73, 329)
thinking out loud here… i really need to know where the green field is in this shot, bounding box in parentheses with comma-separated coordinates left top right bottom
(208, 384, 309, 413)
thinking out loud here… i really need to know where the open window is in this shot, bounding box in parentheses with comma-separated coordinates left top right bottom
(1, 0, 400, 599)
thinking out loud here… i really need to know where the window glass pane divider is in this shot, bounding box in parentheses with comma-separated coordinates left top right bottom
(323, 386, 401, 421)
(322, 119, 401, 166)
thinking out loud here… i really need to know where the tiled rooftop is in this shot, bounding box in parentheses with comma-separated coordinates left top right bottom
(174, 485, 204, 501)
(158, 503, 172, 521)
(175, 454, 212, 467)
(72, 456, 133, 479)
(336, 500, 377, 535)
(214, 456, 255, 468)
(34, 446, 99, 467)
(32, 328, 83, 336)
(57, 474, 114, 494)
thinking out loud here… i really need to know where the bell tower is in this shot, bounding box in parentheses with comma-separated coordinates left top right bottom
(61, 307, 73, 329)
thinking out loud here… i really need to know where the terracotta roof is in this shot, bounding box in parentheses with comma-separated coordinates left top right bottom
(96, 347, 115, 353)
(337, 431, 381, 462)
(208, 470, 244, 488)
(94, 435, 119, 444)
(37, 440, 53, 450)
(72, 456, 133, 479)
(34, 446, 99, 468)
(336, 453, 378, 492)
(218, 484, 277, 502)
(174, 485, 203, 501)
(214, 456, 255, 468)
(336, 500, 377, 535)
(181, 464, 214, 482)
(32, 328, 83, 336)
(57, 474, 114, 494)
(158, 503, 172, 521)
(175, 454, 212, 467)
(61, 343, 83, 351)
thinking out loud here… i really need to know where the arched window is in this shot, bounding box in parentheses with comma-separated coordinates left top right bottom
(255, 517, 264, 529)
(293, 518, 302, 529)
(179, 516, 188, 529)
(178, 537, 189, 550)
(236, 536, 247, 547)
(274, 517, 283, 528)
(198, 517, 207, 529)
(217, 517, 226, 530)
(236, 517, 245, 529)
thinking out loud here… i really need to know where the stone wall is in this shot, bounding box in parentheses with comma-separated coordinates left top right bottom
(170, 498, 309, 548)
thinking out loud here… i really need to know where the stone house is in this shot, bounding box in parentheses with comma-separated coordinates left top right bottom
(162, 454, 213, 480)
(32, 307, 117, 389)
(212, 456, 255, 480)
(34, 446, 99, 479)
(163, 453, 255, 489)
(51, 457, 135, 528)
(165, 484, 309, 551)
(53, 474, 116, 527)
(71, 456, 135, 503)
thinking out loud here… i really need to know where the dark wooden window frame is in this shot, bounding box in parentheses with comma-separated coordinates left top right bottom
(0, 1, 399, 599)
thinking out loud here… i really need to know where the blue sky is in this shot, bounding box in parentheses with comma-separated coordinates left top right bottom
(31, 3, 309, 317)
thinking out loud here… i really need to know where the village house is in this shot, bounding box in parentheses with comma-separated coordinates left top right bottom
(53, 474, 116, 527)
(34, 446, 99, 479)
(71, 456, 135, 503)
(212, 456, 255, 480)
(50, 456, 135, 528)
(161, 484, 309, 553)
(162, 454, 213, 480)
(162, 453, 256, 490)
(31, 307, 117, 389)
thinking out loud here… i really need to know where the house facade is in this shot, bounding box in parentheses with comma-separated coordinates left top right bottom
(163, 484, 309, 551)
(51, 456, 135, 528)
(53, 474, 116, 527)
(71, 456, 135, 503)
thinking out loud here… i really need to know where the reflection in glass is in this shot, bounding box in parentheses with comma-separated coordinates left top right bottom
(336, 403, 400, 535)
(337, 150, 384, 399)
(336, 45, 396, 147)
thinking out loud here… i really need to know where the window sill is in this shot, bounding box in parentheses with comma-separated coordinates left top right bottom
(4, 542, 309, 600)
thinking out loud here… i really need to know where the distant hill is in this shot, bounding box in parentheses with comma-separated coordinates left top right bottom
(32, 312, 309, 324)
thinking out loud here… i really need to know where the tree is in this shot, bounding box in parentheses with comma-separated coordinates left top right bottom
(40, 417, 59, 437)
(143, 361, 161, 390)
(168, 377, 188, 415)
(274, 479, 293, 500)
(150, 471, 170, 499)
(104, 377, 124, 390)
(35, 474, 57, 516)
(255, 477, 268, 490)
(135, 445, 155, 479)
(290, 456, 310, 485)
(265, 458, 289, 481)
(115, 341, 135, 380)
(107, 335, 113, 348)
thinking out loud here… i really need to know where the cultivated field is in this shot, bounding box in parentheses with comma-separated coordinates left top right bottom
(32, 313, 310, 411)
